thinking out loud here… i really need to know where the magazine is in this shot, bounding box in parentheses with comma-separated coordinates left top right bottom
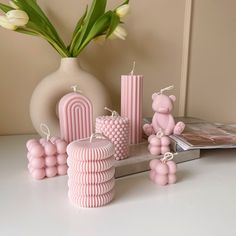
(143, 117, 236, 151)
(170, 119, 236, 150)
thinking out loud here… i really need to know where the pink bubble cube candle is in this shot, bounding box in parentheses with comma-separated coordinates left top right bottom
(148, 132, 171, 155)
(26, 125, 68, 180)
(95, 108, 129, 161)
(149, 152, 177, 186)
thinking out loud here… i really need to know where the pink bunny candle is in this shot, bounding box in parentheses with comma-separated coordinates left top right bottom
(121, 62, 143, 144)
(149, 152, 177, 186)
(26, 124, 68, 180)
(95, 108, 129, 160)
(66, 133, 115, 208)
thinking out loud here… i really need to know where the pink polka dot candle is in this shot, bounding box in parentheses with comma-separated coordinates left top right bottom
(95, 108, 129, 161)
(67, 133, 115, 208)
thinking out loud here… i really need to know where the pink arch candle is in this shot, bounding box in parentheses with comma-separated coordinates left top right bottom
(121, 63, 143, 144)
(59, 86, 93, 143)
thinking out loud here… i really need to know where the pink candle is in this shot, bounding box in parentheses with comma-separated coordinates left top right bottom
(121, 62, 143, 144)
(66, 133, 115, 208)
(95, 108, 129, 160)
(26, 124, 68, 180)
(149, 152, 177, 186)
(59, 86, 93, 143)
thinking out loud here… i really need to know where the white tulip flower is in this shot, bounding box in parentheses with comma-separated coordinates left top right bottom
(116, 4, 130, 18)
(109, 25, 127, 40)
(0, 15, 17, 30)
(6, 10, 29, 26)
(9, 1, 19, 9)
(93, 35, 106, 44)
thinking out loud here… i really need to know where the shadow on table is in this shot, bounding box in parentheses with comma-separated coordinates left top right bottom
(114, 169, 194, 203)
(176, 169, 192, 182)
(115, 172, 151, 202)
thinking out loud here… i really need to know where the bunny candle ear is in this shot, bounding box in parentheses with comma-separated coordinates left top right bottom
(169, 95, 176, 102)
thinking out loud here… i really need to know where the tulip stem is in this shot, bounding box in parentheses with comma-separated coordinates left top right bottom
(24, 28, 70, 57)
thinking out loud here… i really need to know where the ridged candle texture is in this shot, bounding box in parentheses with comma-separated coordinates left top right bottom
(67, 136, 115, 208)
(121, 75, 143, 144)
(59, 92, 93, 143)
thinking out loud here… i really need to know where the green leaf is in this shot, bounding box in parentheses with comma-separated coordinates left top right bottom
(16, 27, 38, 36)
(106, 12, 120, 38)
(0, 3, 14, 13)
(83, 0, 107, 37)
(14, 1, 65, 44)
(68, 5, 88, 54)
(74, 11, 112, 56)
(13, 0, 69, 56)
(22, 0, 62, 39)
(115, 0, 129, 11)
(72, 0, 107, 55)
(72, 5, 88, 38)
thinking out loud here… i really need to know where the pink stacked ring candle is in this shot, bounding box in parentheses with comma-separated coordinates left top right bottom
(95, 109, 129, 160)
(26, 137, 68, 180)
(67, 133, 115, 208)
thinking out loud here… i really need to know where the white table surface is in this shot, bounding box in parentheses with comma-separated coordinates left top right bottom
(1, 135, 236, 236)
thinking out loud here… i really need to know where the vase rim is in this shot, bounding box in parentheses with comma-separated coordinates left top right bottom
(59, 57, 81, 71)
(61, 57, 78, 60)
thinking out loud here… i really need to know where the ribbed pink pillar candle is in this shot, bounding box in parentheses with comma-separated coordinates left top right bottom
(95, 108, 129, 161)
(59, 86, 93, 143)
(66, 134, 115, 208)
(121, 64, 143, 144)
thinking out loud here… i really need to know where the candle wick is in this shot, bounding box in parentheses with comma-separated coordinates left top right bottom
(104, 107, 113, 114)
(90, 133, 107, 143)
(71, 85, 83, 93)
(104, 107, 119, 117)
(40, 123, 51, 141)
(130, 61, 136, 76)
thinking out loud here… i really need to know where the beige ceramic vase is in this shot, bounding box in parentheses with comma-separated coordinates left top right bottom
(30, 57, 111, 137)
